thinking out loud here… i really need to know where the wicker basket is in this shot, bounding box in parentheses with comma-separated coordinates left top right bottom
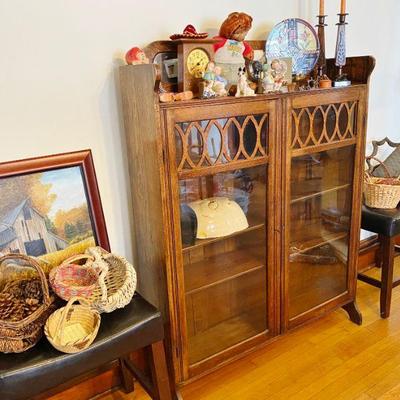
(364, 156, 400, 209)
(49, 254, 98, 301)
(0, 254, 56, 353)
(85, 247, 136, 314)
(45, 296, 100, 354)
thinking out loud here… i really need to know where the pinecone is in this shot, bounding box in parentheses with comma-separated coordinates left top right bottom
(24, 280, 43, 302)
(3, 280, 26, 299)
(0, 292, 25, 321)
(23, 298, 40, 319)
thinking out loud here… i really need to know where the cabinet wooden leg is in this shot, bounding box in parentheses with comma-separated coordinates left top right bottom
(148, 340, 174, 400)
(380, 236, 395, 318)
(342, 301, 362, 325)
(119, 356, 135, 393)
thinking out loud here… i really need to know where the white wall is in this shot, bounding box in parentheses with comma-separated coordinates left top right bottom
(0, 1, 398, 259)
(307, 0, 400, 150)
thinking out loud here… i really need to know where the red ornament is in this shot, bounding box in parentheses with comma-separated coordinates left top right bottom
(125, 47, 149, 65)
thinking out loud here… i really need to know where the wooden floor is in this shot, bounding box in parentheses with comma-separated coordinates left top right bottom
(101, 261, 400, 400)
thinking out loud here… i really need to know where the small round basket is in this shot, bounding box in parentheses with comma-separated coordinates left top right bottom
(85, 247, 136, 314)
(45, 296, 100, 354)
(364, 156, 400, 209)
(49, 255, 98, 301)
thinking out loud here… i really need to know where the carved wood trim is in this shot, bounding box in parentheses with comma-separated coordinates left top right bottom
(174, 114, 269, 173)
(291, 101, 357, 151)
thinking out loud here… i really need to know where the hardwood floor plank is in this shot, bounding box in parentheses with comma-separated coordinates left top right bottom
(99, 261, 400, 400)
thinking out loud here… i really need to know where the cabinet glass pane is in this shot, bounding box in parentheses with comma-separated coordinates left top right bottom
(288, 146, 355, 318)
(174, 115, 268, 172)
(179, 166, 268, 364)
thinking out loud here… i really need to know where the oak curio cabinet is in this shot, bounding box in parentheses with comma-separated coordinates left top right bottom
(119, 44, 374, 385)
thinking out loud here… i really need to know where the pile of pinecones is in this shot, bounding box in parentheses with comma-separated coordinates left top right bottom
(0, 279, 43, 322)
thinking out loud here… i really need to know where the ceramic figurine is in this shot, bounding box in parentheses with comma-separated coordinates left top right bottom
(200, 62, 227, 98)
(213, 66, 228, 96)
(270, 59, 287, 91)
(202, 61, 216, 82)
(262, 71, 275, 93)
(235, 67, 255, 97)
(125, 47, 149, 65)
(214, 12, 254, 86)
(201, 62, 217, 98)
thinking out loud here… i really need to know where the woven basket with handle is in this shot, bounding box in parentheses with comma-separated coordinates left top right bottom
(0, 254, 56, 353)
(85, 247, 136, 314)
(49, 254, 98, 301)
(364, 156, 400, 209)
(45, 296, 100, 353)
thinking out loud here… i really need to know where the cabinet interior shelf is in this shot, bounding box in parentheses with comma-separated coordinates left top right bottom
(290, 222, 349, 255)
(188, 306, 267, 365)
(185, 248, 265, 295)
(182, 221, 265, 252)
(291, 183, 351, 204)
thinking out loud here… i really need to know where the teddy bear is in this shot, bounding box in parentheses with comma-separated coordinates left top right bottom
(213, 12, 254, 86)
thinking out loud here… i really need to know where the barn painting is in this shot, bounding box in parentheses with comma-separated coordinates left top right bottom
(0, 166, 94, 257)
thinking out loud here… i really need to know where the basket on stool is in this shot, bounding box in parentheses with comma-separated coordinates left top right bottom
(364, 156, 400, 209)
(85, 247, 136, 314)
(49, 255, 98, 301)
(0, 254, 56, 353)
(45, 296, 100, 354)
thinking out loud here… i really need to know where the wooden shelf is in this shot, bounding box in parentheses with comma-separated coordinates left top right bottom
(288, 260, 347, 319)
(291, 183, 351, 204)
(290, 222, 349, 255)
(188, 307, 267, 365)
(182, 221, 265, 252)
(184, 248, 265, 295)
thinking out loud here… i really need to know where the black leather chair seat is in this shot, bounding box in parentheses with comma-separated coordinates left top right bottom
(0, 294, 164, 400)
(361, 205, 400, 237)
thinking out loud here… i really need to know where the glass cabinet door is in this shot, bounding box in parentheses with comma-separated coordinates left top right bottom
(180, 166, 268, 364)
(169, 104, 275, 369)
(287, 96, 359, 325)
(288, 146, 355, 319)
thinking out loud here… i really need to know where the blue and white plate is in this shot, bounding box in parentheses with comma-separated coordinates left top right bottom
(266, 18, 320, 76)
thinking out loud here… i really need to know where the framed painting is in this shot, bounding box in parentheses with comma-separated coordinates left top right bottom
(0, 150, 110, 261)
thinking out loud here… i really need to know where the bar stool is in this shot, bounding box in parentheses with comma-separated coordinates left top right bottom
(358, 205, 400, 318)
(0, 294, 174, 400)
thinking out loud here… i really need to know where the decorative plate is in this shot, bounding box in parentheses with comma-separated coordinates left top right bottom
(265, 18, 320, 76)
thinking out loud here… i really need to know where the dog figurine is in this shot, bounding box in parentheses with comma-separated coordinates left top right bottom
(235, 67, 255, 97)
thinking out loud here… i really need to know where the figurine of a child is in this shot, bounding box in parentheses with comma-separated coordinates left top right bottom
(213, 66, 228, 96)
(270, 59, 287, 91)
(201, 62, 228, 98)
(202, 62, 217, 98)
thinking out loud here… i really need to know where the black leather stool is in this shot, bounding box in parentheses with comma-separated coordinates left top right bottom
(358, 205, 400, 318)
(0, 294, 173, 400)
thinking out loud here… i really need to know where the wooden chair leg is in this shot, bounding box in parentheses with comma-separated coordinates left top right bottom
(148, 340, 173, 400)
(375, 234, 384, 268)
(119, 356, 135, 393)
(380, 235, 395, 318)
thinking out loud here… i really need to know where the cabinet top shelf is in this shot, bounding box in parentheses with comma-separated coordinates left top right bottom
(159, 84, 366, 109)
